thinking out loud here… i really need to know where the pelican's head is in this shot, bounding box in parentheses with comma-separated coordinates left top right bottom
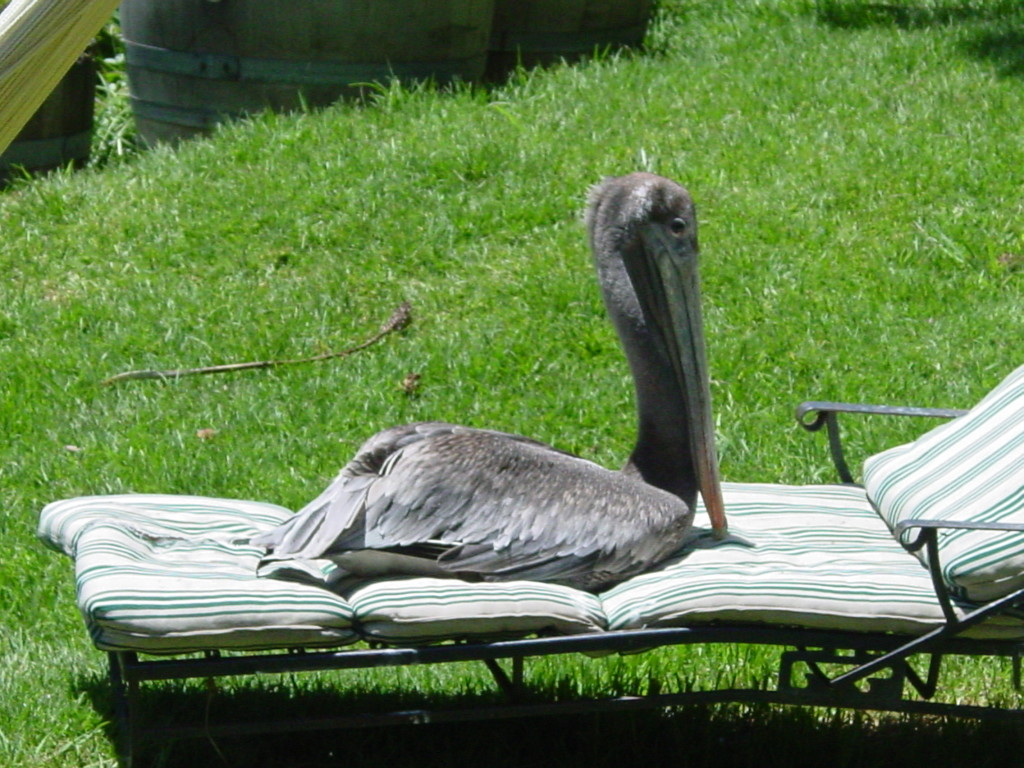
(586, 173, 727, 535)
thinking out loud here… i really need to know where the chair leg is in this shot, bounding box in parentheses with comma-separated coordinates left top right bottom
(482, 657, 526, 700)
(108, 652, 138, 768)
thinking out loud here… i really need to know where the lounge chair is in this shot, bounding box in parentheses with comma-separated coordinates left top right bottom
(38, 364, 1024, 766)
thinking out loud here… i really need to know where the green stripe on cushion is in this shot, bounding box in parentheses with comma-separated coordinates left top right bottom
(603, 482, 1024, 639)
(39, 494, 295, 557)
(64, 505, 356, 654)
(863, 365, 1024, 602)
(350, 577, 606, 645)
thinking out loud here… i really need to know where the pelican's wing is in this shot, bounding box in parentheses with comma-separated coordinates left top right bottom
(359, 427, 689, 589)
(255, 422, 689, 591)
(435, 464, 690, 589)
(253, 422, 553, 560)
(250, 422, 455, 559)
(249, 472, 371, 560)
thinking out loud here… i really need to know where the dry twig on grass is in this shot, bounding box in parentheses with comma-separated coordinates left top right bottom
(101, 302, 412, 386)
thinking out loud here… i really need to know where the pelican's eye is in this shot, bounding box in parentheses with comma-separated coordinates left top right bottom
(669, 217, 687, 236)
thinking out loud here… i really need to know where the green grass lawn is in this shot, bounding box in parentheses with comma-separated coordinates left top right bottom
(3, 1, 1024, 765)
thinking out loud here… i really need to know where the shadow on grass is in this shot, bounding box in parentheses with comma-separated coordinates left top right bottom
(77, 670, 1024, 768)
(962, 29, 1024, 77)
(814, 1, 1020, 29)
(814, 1, 1024, 78)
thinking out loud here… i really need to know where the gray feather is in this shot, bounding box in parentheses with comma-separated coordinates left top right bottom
(256, 422, 693, 591)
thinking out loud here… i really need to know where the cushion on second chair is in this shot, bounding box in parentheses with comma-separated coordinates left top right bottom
(863, 364, 1024, 602)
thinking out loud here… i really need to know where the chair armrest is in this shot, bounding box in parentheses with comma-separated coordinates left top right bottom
(894, 518, 1024, 538)
(892, 518, 1024, 625)
(796, 401, 968, 429)
(795, 401, 968, 483)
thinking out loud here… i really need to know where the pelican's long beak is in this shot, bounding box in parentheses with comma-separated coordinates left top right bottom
(636, 226, 728, 536)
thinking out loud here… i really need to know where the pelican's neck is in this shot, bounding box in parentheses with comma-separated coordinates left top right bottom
(595, 239, 699, 508)
(622, 349, 699, 508)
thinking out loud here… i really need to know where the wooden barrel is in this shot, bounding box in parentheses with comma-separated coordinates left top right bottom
(0, 55, 94, 182)
(488, 0, 652, 77)
(120, 0, 496, 145)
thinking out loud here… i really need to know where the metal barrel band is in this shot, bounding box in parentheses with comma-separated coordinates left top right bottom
(129, 98, 237, 131)
(124, 40, 484, 86)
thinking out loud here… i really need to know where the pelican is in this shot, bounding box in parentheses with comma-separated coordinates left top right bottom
(252, 173, 727, 592)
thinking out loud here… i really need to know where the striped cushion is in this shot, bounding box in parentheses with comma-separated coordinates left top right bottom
(350, 578, 607, 644)
(39, 494, 296, 557)
(42, 479, 1024, 654)
(38, 495, 357, 653)
(863, 365, 1024, 602)
(601, 483, 1024, 639)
